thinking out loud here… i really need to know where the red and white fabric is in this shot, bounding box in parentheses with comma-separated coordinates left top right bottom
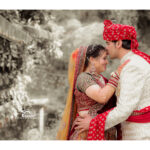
(103, 20, 139, 50)
(87, 20, 150, 140)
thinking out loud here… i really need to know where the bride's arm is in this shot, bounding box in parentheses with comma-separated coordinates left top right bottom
(85, 60, 130, 104)
(85, 81, 116, 104)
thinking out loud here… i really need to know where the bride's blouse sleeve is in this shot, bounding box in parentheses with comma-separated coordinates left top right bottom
(76, 72, 97, 93)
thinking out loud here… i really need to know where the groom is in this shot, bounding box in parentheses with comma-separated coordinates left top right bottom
(75, 20, 150, 140)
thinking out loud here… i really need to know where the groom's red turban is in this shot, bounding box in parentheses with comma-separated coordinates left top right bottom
(103, 20, 139, 49)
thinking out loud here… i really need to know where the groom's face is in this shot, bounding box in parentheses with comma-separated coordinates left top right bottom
(105, 41, 118, 59)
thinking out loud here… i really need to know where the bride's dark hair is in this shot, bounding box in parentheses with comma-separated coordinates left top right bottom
(84, 44, 106, 68)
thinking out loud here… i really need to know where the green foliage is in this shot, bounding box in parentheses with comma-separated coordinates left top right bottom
(0, 38, 29, 127)
(0, 10, 20, 23)
(23, 15, 65, 97)
(0, 37, 29, 123)
(0, 37, 23, 90)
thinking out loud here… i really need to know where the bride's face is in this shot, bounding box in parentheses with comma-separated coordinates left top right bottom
(92, 51, 108, 73)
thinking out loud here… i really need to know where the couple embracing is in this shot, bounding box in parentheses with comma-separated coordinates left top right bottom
(57, 20, 150, 140)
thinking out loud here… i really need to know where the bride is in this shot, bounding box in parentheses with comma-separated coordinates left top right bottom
(57, 44, 127, 140)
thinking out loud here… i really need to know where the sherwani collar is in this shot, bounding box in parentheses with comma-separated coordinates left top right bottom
(120, 51, 134, 64)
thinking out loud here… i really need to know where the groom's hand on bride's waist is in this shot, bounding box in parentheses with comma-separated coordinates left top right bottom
(74, 114, 92, 134)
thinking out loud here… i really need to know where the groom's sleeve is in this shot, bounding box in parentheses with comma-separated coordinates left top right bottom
(104, 65, 145, 130)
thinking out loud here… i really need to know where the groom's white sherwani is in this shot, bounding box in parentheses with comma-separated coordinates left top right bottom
(105, 51, 150, 140)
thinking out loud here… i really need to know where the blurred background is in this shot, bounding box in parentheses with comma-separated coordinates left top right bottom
(0, 10, 149, 140)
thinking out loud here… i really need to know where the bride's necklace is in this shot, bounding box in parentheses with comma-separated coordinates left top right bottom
(90, 71, 101, 79)
(85, 71, 105, 88)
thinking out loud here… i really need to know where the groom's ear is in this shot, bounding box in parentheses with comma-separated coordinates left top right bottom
(116, 40, 122, 49)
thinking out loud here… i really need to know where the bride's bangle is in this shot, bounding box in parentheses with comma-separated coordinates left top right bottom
(107, 71, 120, 89)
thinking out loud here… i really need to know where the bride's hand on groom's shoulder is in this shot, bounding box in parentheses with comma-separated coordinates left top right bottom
(74, 114, 92, 134)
